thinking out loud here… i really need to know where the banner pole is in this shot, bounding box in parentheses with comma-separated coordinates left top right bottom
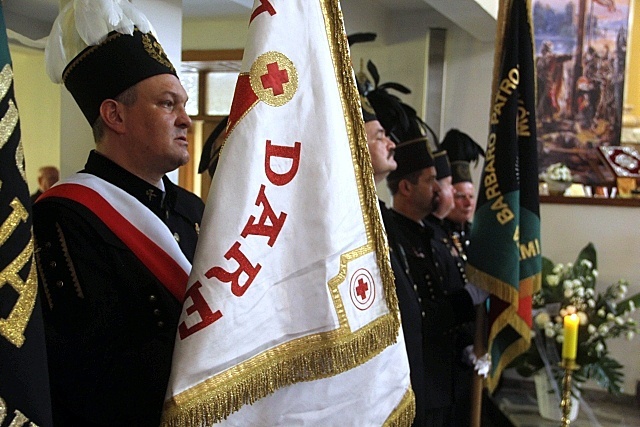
(470, 304, 487, 427)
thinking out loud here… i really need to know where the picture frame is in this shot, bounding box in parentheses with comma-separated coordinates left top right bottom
(534, 0, 634, 202)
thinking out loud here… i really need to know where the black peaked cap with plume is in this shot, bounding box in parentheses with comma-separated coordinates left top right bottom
(348, 32, 378, 122)
(440, 129, 485, 184)
(365, 60, 412, 142)
(360, 60, 437, 181)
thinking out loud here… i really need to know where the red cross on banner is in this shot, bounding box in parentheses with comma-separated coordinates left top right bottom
(261, 62, 289, 96)
(356, 277, 369, 300)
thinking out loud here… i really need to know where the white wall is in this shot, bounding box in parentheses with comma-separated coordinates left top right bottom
(11, 44, 60, 193)
(541, 203, 640, 393)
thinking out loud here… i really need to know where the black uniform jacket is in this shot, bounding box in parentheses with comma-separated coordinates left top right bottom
(380, 201, 426, 427)
(33, 151, 204, 426)
(386, 209, 475, 411)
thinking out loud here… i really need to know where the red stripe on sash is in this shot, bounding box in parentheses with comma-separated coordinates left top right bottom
(41, 183, 188, 302)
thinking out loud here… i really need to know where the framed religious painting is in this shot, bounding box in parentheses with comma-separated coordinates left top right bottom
(534, 0, 633, 202)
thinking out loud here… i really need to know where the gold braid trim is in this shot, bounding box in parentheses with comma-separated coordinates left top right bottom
(484, 278, 540, 393)
(382, 387, 416, 427)
(162, 313, 399, 426)
(466, 264, 519, 305)
(321, 0, 399, 324)
(486, 331, 531, 393)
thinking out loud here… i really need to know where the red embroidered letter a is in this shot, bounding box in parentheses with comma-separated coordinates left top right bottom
(241, 184, 286, 247)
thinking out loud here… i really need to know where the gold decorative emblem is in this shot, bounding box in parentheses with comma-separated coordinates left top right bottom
(250, 51, 298, 107)
(142, 33, 176, 73)
(360, 95, 375, 116)
(0, 200, 37, 348)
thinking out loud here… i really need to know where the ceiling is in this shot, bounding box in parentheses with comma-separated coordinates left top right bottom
(4, 0, 436, 42)
(4, 0, 495, 49)
(3, 0, 257, 42)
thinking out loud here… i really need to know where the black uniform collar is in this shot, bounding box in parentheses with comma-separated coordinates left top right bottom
(389, 209, 434, 239)
(83, 150, 172, 218)
(443, 218, 470, 234)
(425, 214, 444, 227)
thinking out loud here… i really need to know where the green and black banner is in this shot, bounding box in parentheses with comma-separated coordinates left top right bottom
(466, 0, 541, 393)
(0, 5, 53, 426)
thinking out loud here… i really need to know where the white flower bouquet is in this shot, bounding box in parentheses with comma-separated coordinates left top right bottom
(542, 162, 573, 182)
(511, 243, 640, 393)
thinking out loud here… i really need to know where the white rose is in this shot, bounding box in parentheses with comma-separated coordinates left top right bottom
(595, 342, 605, 353)
(577, 311, 588, 325)
(535, 312, 551, 327)
(587, 324, 597, 334)
(546, 275, 560, 286)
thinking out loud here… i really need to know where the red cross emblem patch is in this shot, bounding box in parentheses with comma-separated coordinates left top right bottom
(349, 268, 375, 311)
(250, 51, 298, 107)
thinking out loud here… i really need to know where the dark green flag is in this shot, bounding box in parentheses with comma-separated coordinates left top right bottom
(466, 0, 541, 393)
(0, 5, 53, 426)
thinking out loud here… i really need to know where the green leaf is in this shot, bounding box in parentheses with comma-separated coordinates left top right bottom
(618, 292, 640, 314)
(581, 356, 624, 394)
(576, 242, 597, 270)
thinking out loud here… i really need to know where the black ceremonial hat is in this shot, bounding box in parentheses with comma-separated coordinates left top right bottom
(387, 137, 435, 181)
(63, 29, 177, 125)
(433, 149, 451, 180)
(440, 129, 484, 184)
(365, 60, 411, 142)
(348, 33, 378, 123)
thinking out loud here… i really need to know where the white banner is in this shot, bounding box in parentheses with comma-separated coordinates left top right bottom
(162, 1, 413, 425)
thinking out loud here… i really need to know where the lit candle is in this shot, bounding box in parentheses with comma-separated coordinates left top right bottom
(562, 313, 579, 360)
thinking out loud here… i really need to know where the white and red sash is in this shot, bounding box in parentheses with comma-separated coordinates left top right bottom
(40, 173, 191, 301)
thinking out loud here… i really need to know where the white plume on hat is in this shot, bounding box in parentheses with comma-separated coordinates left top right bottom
(45, 0, 154, 84)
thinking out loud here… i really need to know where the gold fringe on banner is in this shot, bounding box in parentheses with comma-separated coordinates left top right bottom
(162, 313, 400, 426)
(321, 0, 400, 325)
(383, 388, 416, 427)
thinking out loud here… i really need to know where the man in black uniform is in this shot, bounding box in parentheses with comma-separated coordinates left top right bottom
(359, 86, 427, 427)
(425, 149, 476, 426)
(377, 115, 487, 426)
(32, 4, 204, 426)
(440, 129, 485, 261)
